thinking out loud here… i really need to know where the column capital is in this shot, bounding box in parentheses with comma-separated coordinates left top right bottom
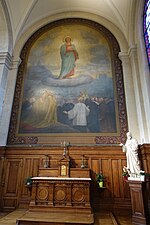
(128, 44, 137, 58)
(0, 52, 21, 69)
(11, 57, 21, 69)
(0, 52, 12, 69)
(118, 51, 130, 65)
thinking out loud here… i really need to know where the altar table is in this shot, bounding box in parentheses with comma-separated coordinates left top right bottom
(29, 176, 93, 214)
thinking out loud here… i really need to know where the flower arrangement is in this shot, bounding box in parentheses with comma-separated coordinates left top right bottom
(122, 166, 130, 178)
(96, 172, 105, 188)
(24, 176, 32, 186)
(96, 172, 105, 182)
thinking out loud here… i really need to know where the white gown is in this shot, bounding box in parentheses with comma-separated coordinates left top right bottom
(123, 138, 141, 175)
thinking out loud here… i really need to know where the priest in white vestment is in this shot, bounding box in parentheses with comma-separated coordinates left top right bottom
(63, 97, 90, 132)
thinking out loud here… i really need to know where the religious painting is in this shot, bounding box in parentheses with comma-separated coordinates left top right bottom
(8, 19, 128, 145)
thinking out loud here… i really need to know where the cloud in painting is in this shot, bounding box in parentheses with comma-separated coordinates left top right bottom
(42, 75, 94, 87)
(26, 65, 94, 88)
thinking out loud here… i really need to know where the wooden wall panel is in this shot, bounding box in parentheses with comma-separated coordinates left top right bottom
(0, 144, 149, 213)
(19, 158, 39, 208)
(0, 148, 5, 209)
(112, 159, 121, 198)
(4, 160, 21, 195)
(2, 159, 22, 210)
(140, 144, 150, 172)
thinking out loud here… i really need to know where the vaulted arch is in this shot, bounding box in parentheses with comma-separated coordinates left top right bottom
(0, 0, 13, 54)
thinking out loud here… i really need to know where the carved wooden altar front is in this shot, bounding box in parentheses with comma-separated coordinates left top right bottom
(29, 176, 92, 214)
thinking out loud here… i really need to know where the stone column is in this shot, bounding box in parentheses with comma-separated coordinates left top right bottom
(128, 45, 149, 143)
(119, 51, 140, 140)
(0, 53, 21, 146)
(0, 52, 11, 117)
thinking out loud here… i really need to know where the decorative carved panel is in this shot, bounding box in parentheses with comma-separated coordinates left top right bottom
(37, 187, 49, 201)
(30, 178, 92, 214)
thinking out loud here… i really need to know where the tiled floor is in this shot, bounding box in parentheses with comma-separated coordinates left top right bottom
(0, 209, 132, 225)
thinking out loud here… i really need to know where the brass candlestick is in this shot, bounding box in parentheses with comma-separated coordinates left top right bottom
(61, 141, 70, 156)
(81, 155, 85, 168)
(43, 154, 49, 168)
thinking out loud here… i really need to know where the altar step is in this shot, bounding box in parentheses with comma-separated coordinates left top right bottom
(16, 211, 94, 225)
(0, 209, 133, 225)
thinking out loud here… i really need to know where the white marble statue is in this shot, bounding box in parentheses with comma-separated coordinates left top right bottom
(120, 132, 141, 177)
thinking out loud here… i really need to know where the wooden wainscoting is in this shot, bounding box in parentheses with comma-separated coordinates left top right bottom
(0, 144, 149, 214)
(0, 147, 6, 210)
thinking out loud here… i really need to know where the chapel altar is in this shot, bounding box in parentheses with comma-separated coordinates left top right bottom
(17, 149, 94, 225)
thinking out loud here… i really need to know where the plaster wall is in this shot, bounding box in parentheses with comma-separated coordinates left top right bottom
(135, 0, 150, 142)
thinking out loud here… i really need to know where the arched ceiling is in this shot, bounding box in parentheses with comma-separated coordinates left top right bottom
(4, 0, 137, 47)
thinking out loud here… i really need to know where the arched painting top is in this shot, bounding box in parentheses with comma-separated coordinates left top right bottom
(7, 18, 128, 145)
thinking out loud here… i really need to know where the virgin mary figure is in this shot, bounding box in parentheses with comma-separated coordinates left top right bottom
(59, 36, 79, 79)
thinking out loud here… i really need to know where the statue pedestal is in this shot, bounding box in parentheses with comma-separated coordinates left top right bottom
(126, 180, 149, 225)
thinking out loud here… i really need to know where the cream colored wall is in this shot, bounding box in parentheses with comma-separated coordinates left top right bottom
(135, 0, 150, 143)
(0, 1, 12, 146)
(0, 2, 149, 146)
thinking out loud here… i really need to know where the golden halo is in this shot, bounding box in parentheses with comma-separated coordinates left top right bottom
(63, 36, 72, 42)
